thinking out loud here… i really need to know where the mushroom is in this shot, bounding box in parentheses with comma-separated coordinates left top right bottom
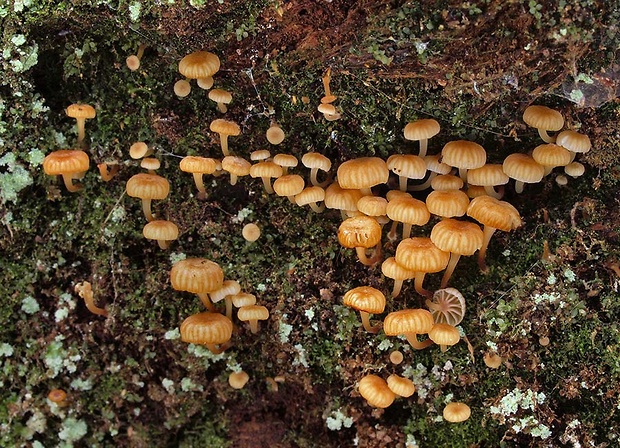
(237, 305, 270, 334)
(483, 352, 503, 369)
(342, 286, 386, 333)
(410, 154, 452, 191)
(523, 105, 564, 143)
(170, 258, 224, 312)
(358, 374, 395, 408)
(440, 140, 486, 183)
(229, 371, 250, 389)
(208, 88, 232, 113)
(178, 51, 220, 94)
(129, 141, 153, 159)
(556, 130, 591, 162)
(266, 123, 286, 145)
(295, 186, 326, 213)
(381, 257, 416, 298)
(430, 174, 464, 191)
(428, 322, 460, 352)
(180, 312, 233, 354)
(179, 156, 218, 200)
(324, 181, 363, 220)
(140, 157, 160, 174)
(210, 280, 241, 320)
(66, 103, 96, 145)
(532, 143, 572, 176)
(174, 80, 192, 98)
(242, 223, 261, 242)
(502, 153, 545, 194)
(394, 237, 450, 298)
(126, 173, 170, 222)
(48, 389, 69, 407)
(337, 215, 382, 266)
(443, 402, 471, 423)
(143, 220, 179, 249)
(383, 308, 435, 350)
(386, 154, 427, 191)
(425, 190, 470, 219)
(97, 162, 119, 182)
(386, 374, 416, 398)
(273, 154, 298, 175)
(386, 195, 430, 240)
(43, 149, 90, 192)
(403, 118, 440, 157)
(425, 287, 466, 326)
(337, 157, 389, 196)
(126, 43, 146, 71)
(301, 152, 332, 187)
(221, 156, 251, 185)
(210, 119, 241, 156)
(273, 174, 305, 204)
(320, 67, 337, 104)
(249, 161, 283, 194)
(74, 281, 108, 317)
(466, 164, 509, 199)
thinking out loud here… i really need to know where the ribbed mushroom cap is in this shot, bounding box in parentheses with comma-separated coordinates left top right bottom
(467, 164, 509, 187)
(426, 287, 466, 326)
(317, 103, 337, 115)
(523, 105, 564, 131)
(143, 220, 179, 242)
(273, 154, 299, 170)
(210, 118, 241, 137)
(43, 150, 90, 176)
(386, 197, 430, 225)
(395, 237, 450, 272)
(556, 130, 591, 154)
(66, 103, 96, 120)
(502, 153, 545, 184)
(324, 181, 363, 213)
(424, 154, 452, 175)
(180, 312, 232, 345)
(386, 374, 416, 398)
(343, 286, 386, 314)
(170, 258, 224, 294)
(237, 305, 270, 323)
(381, 257, 416, 281)
(140, 158, 160, 171)
(429, 323, 460, 347)
(430, 219, 484, 256)
(126, 173, 170, 200)
(174, 80, 192, 97)
(532, 143, 572, 169)
(250, 149, 271, 161)
(180, 156, 219, 174)
(295, 186, 325, 206)
(467, 195, 522, 232)
(387, 154, 427, 179)
(208, 88, 232, 105)
(358, 375, 396, 408)
(403, 119, 440, 141)
(441, 140, 486, 170)
(129, 142, 150, 159)
(337, 157, 389, 192)
(425, 190, 470, 218)
(250, 161, 283, 180)
(443, 402, 471, 423)
(386, 190, 412, 201)
(273, 174, 305, 198)
(210, 280, 241, 304)
(228, 371, 250, 389)
(222, 156, 251, 176)
(338, 216, 382, 249)
(431, 174, 464, 191)
(301, 152, 331, 172)
(357, 196, 388, 217)
(383, 308, 434, 336)
(178, 51, 220, 79)
(266, 124, 286, 145)
(231, 292, 257, 308)
(564, 161, 585, 178)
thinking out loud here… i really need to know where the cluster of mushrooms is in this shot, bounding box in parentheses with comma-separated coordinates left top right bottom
(41, 49, 590, 411)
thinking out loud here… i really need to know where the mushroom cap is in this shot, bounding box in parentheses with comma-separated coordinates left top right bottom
(423, 154, 452, 175)
(143, 220, 179, 242)
(210, 280, 242, 304)
(140, 157, 160, 171)
(466, 164, 509, 187)
(126, 54, 141, 71)
(381, 257, 416, 281)
(237, 305, 270, 322)
(425, 287, 466, 326)
(441, 140, 487, 170)
(337, 216, 382, 249)
(301, 152, 332, 172)
(273, 174, 305, 198)
(66, 103, 96, 120)
(242, 223, 261, 242)
(178, 51, 220, 79)
(386, 196, 430, 225)
(126, 173, 170, 200)
(231, 292, 257, 308)
(502, 153, 545, 184)
(180, 312, 233, 345)
(208, 88, 232, 104)
(425, 190, 470, 218)
(129, 142, 150, 159)
(266, 124, 286, 145)
(523, 105, 564, 131)
(428, 323, 460, 347)
(324, 182, 363, 213)
(386, 190, 412, 202)
(431, 174, 464, 191)
(295, 186, 325, 207)
(342, 286, 386, 314)
(48, 388, 68, 404)
(564, 161, 585, 178)
(180, 156, 219, 174)
(466, 185, 488, 198)
(250, 149, 271, 161)
(532, 143, 572, 169)
(228, 371, 250, 389)
(170, 258, 224, 294)
(395, 237, 450, 273)
(337, 157, 389, 191)
(210, 118, 241, 136)
(174, 79, 192, 97)
(317, 103, 337, 115)
(443, 402, 471, 423)
(386, 154, 427, 179)
(250, 161, 283, 180)
(383, 308, 434, 336)
(357, 196, 388, 217)
(483, 352, 503, 368)
(43, 150, 90, 176)
(403, 119, 440, 141)
(222, 156, 251, 176)
(467, 195, 522, 231)
(556, 130, 591, 154)
(273, 154, 299, 169)
(430, 218, 484, 256)
(386, 374, 416, 398)
(358, 374, 396, 408)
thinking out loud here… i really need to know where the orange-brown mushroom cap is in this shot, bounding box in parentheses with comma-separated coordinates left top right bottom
(180, 312, 233, 354)
(43, 149, 90, 192)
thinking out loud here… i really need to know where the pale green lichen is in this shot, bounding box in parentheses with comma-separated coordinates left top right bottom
(325, 408, 353, 431)
(58, 417, 88, 445)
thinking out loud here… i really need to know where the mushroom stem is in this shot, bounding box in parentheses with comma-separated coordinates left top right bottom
(217, 102, 228, 113)
(484, 185, 504, 199)
(360, 187, 373, 196)
(413, 272, 432, 298)
(387, 221, 399, 241)
(157, 239, 170, 250)
(197, 293, 217, 312)
(219, 134, 230, 156)
(75, 281, 107, 317)
(248, 320, 259, 334)
(398, 176, 408, 192)
(538, 129, 555, 144)
(405, 332, 433, 350)
(478, 226, 497, 272)
(225, 298, 233, 321)
(136, 43, 146, 61)
(359, 311, 381, 333)
(76, 118, 87, 144)
(410, 172, 436, 191)
(192, 173, 207, 200)
(440, 253, 463, 288)
(514, 180, 525, 194)
(322, 68, 332, 97)
(141, 198, 155, 222)
(62, 174, 83, 193)
(97, 163, 119, 182)
(205, 341, 231, 355)
(418, 139, 429, 158)
(355, 246, 380, 266)
(391, 279, 404, 298)
(457, 168, 468, 184)
(229, 173, 239, 185)
(402, 223, 413, 240)
(261, 177, 274, 194)
(309, 202, 325, 213)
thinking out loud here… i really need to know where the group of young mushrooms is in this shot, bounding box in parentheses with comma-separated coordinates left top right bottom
(41, 48, 590, 420)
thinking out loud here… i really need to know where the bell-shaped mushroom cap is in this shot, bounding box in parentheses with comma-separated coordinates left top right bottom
(395, 237, 450, 273)
(564, 161, 585, 178)
(66, 103, 96, 120)
(443, 402, 471, 423)
(170, 258, 224, 294)
(210, 118, 241, 137)
(140, 158, 160, 171)
(343, 286, 386, 314)
(381, 256, 416, 280)
(317, 103, 337, 115)
(441, 140, 486, 171)
(387, 154, 427, 179)
(425, 190, 470, 218)
(180, 156, 219, 174)
(502, 153, 545, 184)
(430, 218, 484, 256)
(273, 154, 299, 171)
(180, 312, 233, 345)
(358, 374, 396, 408)
(301, 152, 332, 172)
(425, 288, 466, 326)
(429, 323, 460, 347)
(273, 174, 305, 198)
(126, 173, 170, 200)
(383, 308, 434, 336)
(338, 216, 382, 249)
(210, 280, 241, 304)
(228, 371, 250, 389)
(324, 182, 363, 214)
(467, 164, 509, 188)
(251, 149, 271, 161)
(532, 143, 573, 173)
(357, 195, 388, 217)
(237, 305, 270, 323)
(523, 105, 564, 132)
(404, 118, 440, 142)
(431, 174, 464, 191)
(295, 186, 325, 207)
(129, 142, 151, 159)
(266, 124, 286, 145)
(231, 292, 257, 308)
(222, 156, 251, 176)
(337, 157, 389, 194)
(386, 374, 416, 398)
(43, 150, 90, 176)
(178, 51, 220, 80)
(143, 220, 179, 244)
(386, 197, 430, 225)
(467, 195, 522, 232)
(208, 88, 232, 106)
(250, 161, 283, 180)
(556, 130, 591, 154)
(424, 154, 452, 175)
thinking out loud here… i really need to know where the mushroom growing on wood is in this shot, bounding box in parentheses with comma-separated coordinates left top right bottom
(523, 105, 564, 143)
(403, 119, 440, 157)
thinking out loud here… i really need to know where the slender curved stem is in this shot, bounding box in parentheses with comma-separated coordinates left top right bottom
(76, 118, 86, 144)
(538, 129, 555, 143)
(157, 239, 170, 250)
(391, 279, 404, 298)
(414, 272, 432, 298)
(440, 253, 462, 288)
(192, 173, 207, 199)
(141, 198, 155, 222)
(261, 177, 274, 194)
(515, 180, 525, 194)
(359, 311, 381, 333)
(478, 226, 497, 272)
(248, 320, 259, 334)
(418, 139, 428, 158)
(197, 293, 217, 312)
(309, 202, 325, 213)
(219, 134, 230, 156)
(62, 174, 83, 192)
(405, 332, 433, 350)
